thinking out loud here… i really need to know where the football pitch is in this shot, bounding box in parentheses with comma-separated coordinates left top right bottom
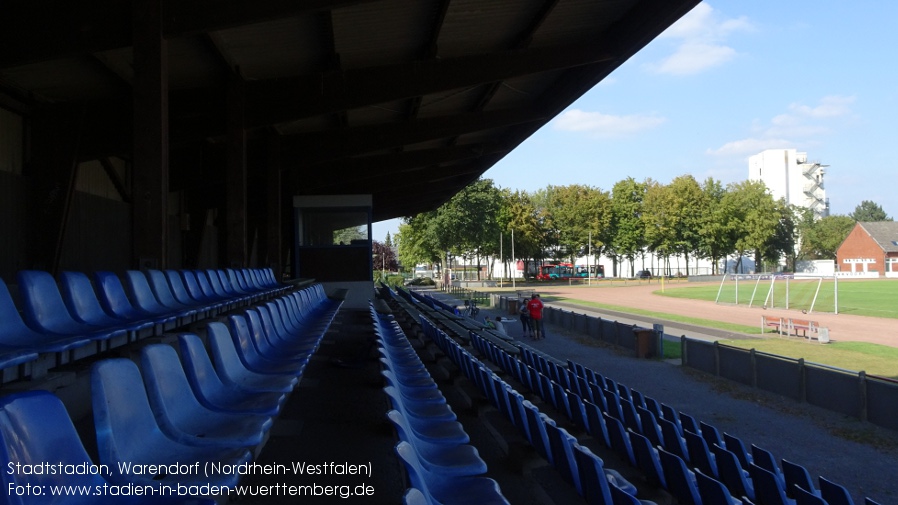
(659, 278, 898, 319)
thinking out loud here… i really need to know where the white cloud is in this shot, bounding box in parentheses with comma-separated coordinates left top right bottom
(647, 3, 753, 75)
(706, 137, 792, 156)
(708, 95, 856, 156)
(553, 109, 666, 137)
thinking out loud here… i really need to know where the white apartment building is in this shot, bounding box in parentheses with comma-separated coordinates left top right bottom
(748, 149, 828, 219)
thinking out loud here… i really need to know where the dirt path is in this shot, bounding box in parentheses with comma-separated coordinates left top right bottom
(536, 281, 898, 347)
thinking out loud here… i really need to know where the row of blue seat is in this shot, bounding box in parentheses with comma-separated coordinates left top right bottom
(370, 304, 510, 505)
(509, 338, 882, 505)
(0, 268, 289, 381)
(413, 314, 654, 505)
(0, 283, 339, 503)
(387, 286, 882, 505)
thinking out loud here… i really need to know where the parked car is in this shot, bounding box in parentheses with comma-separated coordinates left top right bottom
(635, 270, 652, 279)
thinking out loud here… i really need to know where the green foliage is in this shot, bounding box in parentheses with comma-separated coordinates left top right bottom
(850, 200, 892, 222)
(610, 177, 647, 276)
(801, 215, 856, 259)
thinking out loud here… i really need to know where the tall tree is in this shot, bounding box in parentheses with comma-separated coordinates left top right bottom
(801, 215, 856, 259)
(642, 180, 677, 275)
(696, 178, 732, 275)
(668, 175, 705, 275)
(723, 180, 780, 273)
(610, 177, 647, 277)
(850, 200, 892, 222)
(498, 189, 544, 278)
(546, 184, 612, 266)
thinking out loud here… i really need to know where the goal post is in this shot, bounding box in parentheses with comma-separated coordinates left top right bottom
(715, 273, 839, 314)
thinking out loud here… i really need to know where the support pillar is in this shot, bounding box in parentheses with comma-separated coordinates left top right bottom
(226, 74, 247, 268)
(266, 134, 283, 279)
(132, 0, 169, 269)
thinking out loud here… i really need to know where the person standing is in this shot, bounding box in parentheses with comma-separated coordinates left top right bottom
(518, 300, 531, 338)
(527, 293, 544, 340)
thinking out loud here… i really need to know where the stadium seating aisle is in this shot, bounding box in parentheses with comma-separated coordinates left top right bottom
(0, 272, 357, 503)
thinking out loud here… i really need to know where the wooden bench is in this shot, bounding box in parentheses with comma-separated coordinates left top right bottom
(761, 315, 786, 335)
(789, 318, 818, 339)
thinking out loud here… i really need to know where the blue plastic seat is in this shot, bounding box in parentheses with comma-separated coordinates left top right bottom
(700, 421, 724, 448)
(636, 406, 664, 448)
(139, 344, 273, 448)
(659, 417, 690, 462)
(123, 270, 195, 326)
(685, 429, 718, 478)
(180, 270, 228, 309)
(17, 270, 127, 345)
(544, 422, 581, 493)
(245, 308, 316, 358)
(387, 409, 486, 477)
(819, 477, 856, 505)
(753, 444, 785, 488)
(644, 396, 662, 420)
(780, 457, 820, 498)
(660, 403, 683, 434)
(679, 412, 699, 435)
(658, 446, 702, 505)
(573, 443, 615, 505)
(750, 463, 796, 505)
(522, 401, 553, 463)
(0, 277, 90, 356)
(584, 400, 610, 447)
(712, 443, 756, 502)
(794, 486, 828, 505)
(205, 321, 297, 393)
(228, 313, 307, 375)
(609, 483, 658, 505)
(384, 387, 466, 444)
(91, 359, 253, 488)
(628, 429, 666, 488)
(620, 397, 642, 434)
(383, 383, 457, 422)
(144, 269, 207, 321)
(604, 411, 636, 466)
(178, 333, 286, 416)
(59, 270, 156, 339)
(94, 270, 175, 332)
(0, 391, 216, 505)
(724, 432, 754, 470)
(193, 270, 232, 308)
(166, 269, 224, 313)
(395, 441, 510, 505)
(695, 468, 743, 505)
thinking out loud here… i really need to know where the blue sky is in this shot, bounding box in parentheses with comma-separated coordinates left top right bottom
(374, 1, 898, 242)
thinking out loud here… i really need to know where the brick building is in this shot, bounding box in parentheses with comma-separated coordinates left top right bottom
(835, 222, 898, 278)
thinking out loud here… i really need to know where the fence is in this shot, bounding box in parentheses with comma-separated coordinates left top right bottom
(682, 338, 898, 432)
(436, 283, 491, 307)
(490, 294, 898, 433)
(492, 295, 660, 358)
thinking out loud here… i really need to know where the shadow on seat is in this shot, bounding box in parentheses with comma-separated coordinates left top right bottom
(91, 359, 253, 488)
(0, 391, 216, 505)
(178, 333, 286, 416)
(395, 441, 510, 505)
(140, 344, 273, 449)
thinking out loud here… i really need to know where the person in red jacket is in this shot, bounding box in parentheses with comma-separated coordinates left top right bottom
(527, 293, 544, 340)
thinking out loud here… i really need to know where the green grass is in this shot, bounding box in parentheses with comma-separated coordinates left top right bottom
(543, 295, 763, 335)
(660, 278, 898, 318)
(719, 339, 898, 379)
(543, 293, 898, 377)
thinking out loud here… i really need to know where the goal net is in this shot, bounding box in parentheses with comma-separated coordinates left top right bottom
(715, 274, 839, 314)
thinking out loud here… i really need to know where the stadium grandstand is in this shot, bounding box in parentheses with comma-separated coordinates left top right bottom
(2, 1, 891, 504)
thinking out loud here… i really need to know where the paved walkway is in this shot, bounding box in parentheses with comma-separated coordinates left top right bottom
(426, 288, 898, 504)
